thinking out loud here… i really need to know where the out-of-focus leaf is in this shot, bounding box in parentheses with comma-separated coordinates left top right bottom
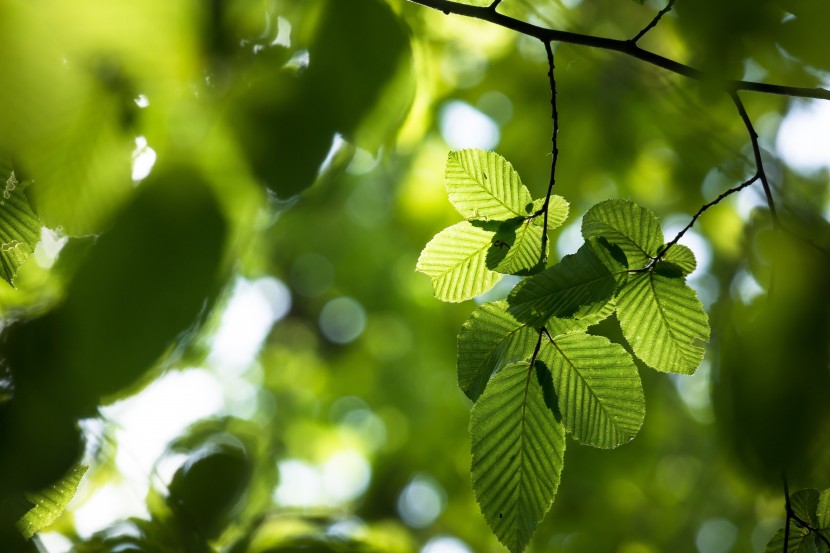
(305, 0, 412, 143)
(166, 439, 252, 540)
(470, 362, 565, 553)
(445, 150, 533, 221)
(507, 239, 624, 326)
(416, 221, 501, 302)
(17, 464, 87, 539)
(538, 333, 644, 449)
(0, 166, 41, 286)
(457, 301, 538, 401)
(581, 199, 663, 269)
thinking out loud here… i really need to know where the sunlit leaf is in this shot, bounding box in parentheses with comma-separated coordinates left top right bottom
(538, 333, 644, 448)
(491, 219, 545, 275)
(416, 221, 501, 302)
(581, 199, 663, 269)
(470, 362, 566, 553)
(17, 465, 87, 539)
(659, 244, 697, 276)
(445, 150, 533, 222)
(0, 167, 41, 286)
(507, 239, 625, 326)
(616, 272, 709, 374)
(457, 301, 538, 401)
(530, 196, 570, 233)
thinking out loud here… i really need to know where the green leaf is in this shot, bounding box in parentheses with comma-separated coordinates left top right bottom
(581, 199, 663, 269)
(17, 464, 88, 539)
(819, 488, 830, 529)
(457, 301, 538, 401)
(530, 196, 570, 232)
(0, 168, 42, 286)
(658, 244, 697, 276)
(792, 489, 821, 526)
(616, 272, 709, 374)
(491, 219, 546, 275)
(765, 523, 814, 553)
(470, 362, 566, 553)
(416, 221, 502, 302)
(445, 150, 533, 221)
(538, 333, 645, 448)
(507, 239, 625, 326)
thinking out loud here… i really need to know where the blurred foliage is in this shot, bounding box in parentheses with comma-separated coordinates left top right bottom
(0, 0, 826, 552)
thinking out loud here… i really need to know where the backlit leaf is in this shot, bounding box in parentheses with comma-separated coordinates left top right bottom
(581, 199, 663, 269)
(530, 196, 570, 233)
(659, 244, 697, 276)
(491, 219, 545, 275)
(764, 523, 815, 553)
(17, 465, 88, 539)
(507, 239, 625, 326)
(416, 221, 501, 302)
(470, 362, 566, 553)
(457, 301, 538, 401)
(446, 150, 533, 222)
(538, 333, 644, 448)
(616, 272, 709, 374)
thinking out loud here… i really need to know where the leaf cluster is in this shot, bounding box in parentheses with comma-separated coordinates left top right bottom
(417, 150, 711, 552)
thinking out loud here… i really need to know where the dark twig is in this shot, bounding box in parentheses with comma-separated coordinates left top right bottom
(408, 0, 830, 101)
(781, 474, 830, 551)
(536, 40, 560, 266)
(730, 91, 779, 227)
(527, 327, 546, 371)
(631, 0, 677, 44)
(489, 0, 502, 10)
(650, 175, 759, 266)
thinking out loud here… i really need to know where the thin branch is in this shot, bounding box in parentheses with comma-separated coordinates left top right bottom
(783, 474, 792, 553)
(537, 40, 560, 266)
(489, 0, 503, 10)
(407, 0, 830, 101)
(651, 174, 759, 266)
(730, 91, 779, 226)
(631, 0, 676, 44)
(527, 327, 545, 368)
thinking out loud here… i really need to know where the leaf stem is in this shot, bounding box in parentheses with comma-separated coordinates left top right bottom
(407, 0, 830, 101)
(783, 474, 792, 553)
(630, 0, 676, 44)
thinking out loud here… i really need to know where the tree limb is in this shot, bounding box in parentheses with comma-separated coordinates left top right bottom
(408, 0, 830, 101)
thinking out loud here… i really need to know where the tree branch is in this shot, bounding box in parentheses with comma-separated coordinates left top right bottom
(631, 0, 676, 44)
(408, 0, 830, 101)
(730, 91, 779, 226)
(538, 40, 560, 266)
(652, 175, 759, 266)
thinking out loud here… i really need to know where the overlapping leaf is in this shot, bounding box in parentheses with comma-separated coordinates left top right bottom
(457, 301, 538, 401)
(582, 199, 663, 269)
(491, 219, 545, 275)
(470, 362, 566, 553)
(530, 196, 570, 232)
(507, 239, 625, 326)
(538, 333, 644, 448)
(616, 272, 709, 374)
(764, 524, 817, 553)
(659, 244, 697, 276)
(416, 221, 501, 302)
(446, 150, 533, 221)
(17, 464, 88, 538)
(0, 168, 42, 286)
